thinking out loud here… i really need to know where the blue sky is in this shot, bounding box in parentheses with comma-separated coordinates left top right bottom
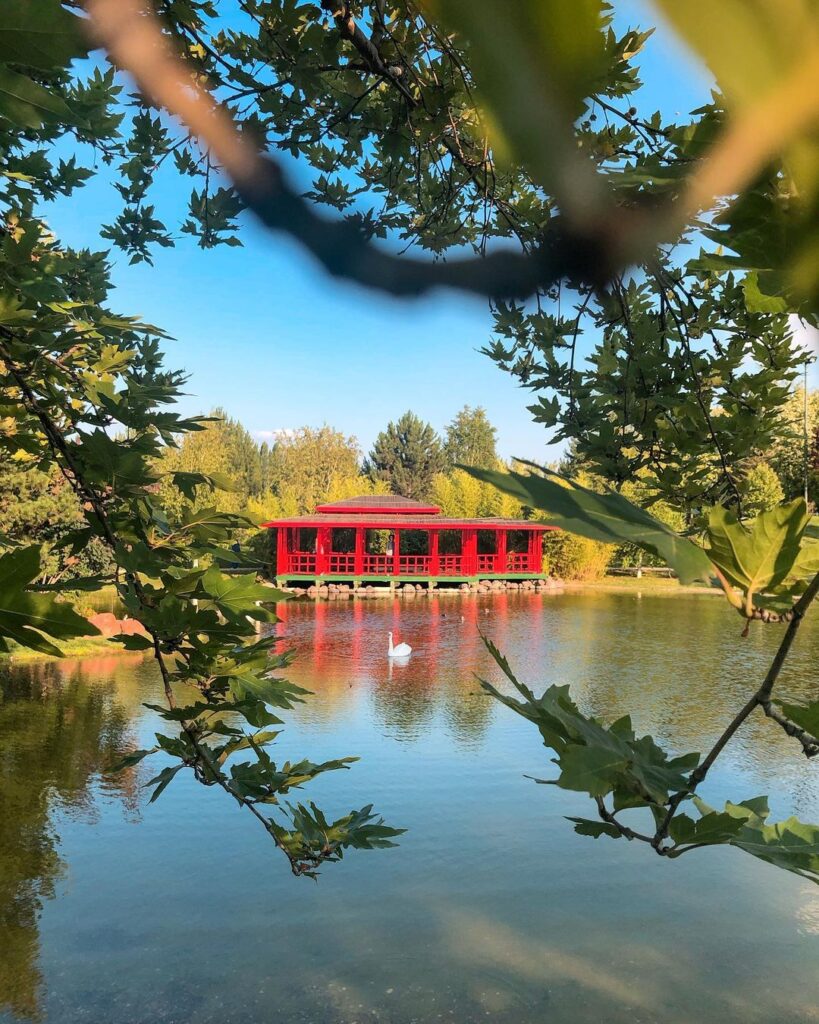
(45, 2, 816, 462)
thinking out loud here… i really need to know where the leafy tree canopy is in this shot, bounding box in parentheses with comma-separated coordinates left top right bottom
(443, 405, 498, 470)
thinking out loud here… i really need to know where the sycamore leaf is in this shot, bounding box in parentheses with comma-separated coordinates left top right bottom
(773, 699, 819, 738)
(146, 763, 184, 802)
(557, 744, 628, 797)
(706, 499, 809, 599)
(110, 747, 159, 773)
(110, 632, 154, 651)
(200, 568, 284, 619)
(791, 538, 819, 578)
(566, 817, 622, 839)
(0, 545, 99, 655)
(0, 64, 76, 130)
(465, 462, 714, 583)
(653, 1, 819, 111)
(668, 810, 746, 848)
(0, 0, 88, 69)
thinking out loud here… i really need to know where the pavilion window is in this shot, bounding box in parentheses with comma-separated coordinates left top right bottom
(399, 529, 431, 575)
(506, 529, 531, 572)
(297, 527, 317, 552)
(437, 529, 463, 575)
(477, 529, 499, 573)
(438, 530, 462, 555)
(331, 527, 356, 553)
(361, 528, 392, 574)
(328, 527, 357, 574)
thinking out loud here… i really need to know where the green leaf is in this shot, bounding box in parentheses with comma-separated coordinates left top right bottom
(465, 463, 714, 583)
(171, 470, 238, 501)
(732, 815, 819, 882)
(0, 0, 88, 70)
(567, 817, 622, 839)
(773, 699, 819, 738)
(228, 673, 309, 710)
(557, 744, 627, 797)
(668, 810, 746, 848)
(706, 499, 809, 600)
(146, 763, 184, 802)
(0, 64, 76, 130)
(653, 1, 812, 110)
(742, 271, 788, 314)
(110, 632, 154, 651)
(110, 747, 159, 773)
(479, 639, 699, 806)
(791, 539, 819, 579)
(200, 568, 284, 619)
(0, 545, 99, 655)
(422, 0, 608, 217)
(0, 292, 35, 325)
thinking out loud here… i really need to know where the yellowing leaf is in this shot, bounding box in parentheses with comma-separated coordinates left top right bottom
(706, 499, 810, 599)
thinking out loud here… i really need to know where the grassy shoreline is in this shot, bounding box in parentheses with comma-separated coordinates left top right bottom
(565, 576, 718, 595)
(1, 635, 142, 663)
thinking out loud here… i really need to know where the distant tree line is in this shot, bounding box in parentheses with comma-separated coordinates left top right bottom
(2, 393, 815, 583)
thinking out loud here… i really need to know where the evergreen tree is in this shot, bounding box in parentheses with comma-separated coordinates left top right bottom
(0, 459, 111, 581)
(366, 412, 446, 500)
(444, 406, 498, 469)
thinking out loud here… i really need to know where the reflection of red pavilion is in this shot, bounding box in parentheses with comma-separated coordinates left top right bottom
(264, 495, 556, 587)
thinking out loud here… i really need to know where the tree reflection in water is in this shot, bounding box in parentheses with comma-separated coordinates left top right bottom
(0, 657, 140, 1020)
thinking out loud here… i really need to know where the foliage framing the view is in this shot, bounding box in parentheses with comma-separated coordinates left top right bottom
(3, 0, 819, 886)
(0, 0, 401, 878)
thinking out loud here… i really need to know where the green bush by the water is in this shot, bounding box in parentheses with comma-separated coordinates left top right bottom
(542, 531, 613, 581)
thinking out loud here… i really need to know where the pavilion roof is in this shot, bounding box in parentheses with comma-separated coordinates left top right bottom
(262, 514, 555, 531)
(315, 495, 441, 515)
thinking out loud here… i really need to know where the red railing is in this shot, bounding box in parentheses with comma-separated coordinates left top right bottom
(287, 553, 317, 573)
(328, 552, 356, 573)
(506, 552, 529, 571)
(438, 554, 464, 575)
(362, 553, 391, 573)
(399, 554, 431, 574)
(476, 553, 496, 573)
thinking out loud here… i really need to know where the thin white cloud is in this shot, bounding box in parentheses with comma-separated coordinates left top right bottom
(252, 428, 297, 441)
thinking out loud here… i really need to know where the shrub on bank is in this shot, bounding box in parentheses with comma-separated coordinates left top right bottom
(542, 531, 613, 581)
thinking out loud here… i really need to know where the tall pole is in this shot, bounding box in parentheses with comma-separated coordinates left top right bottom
(805, 360, 810, 505)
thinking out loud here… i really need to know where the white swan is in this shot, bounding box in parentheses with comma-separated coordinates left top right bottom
(388, 631, 412, 658)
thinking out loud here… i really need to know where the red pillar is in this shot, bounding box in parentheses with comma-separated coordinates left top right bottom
(497, 529, 507, 574)
(533, 531, 544, 573)
(317, 526, 330, 575)
(354, 525, 364, 575)
(276, 527, 287, 576)
(463, 527, 478, 576)
(430, 529, 440, 575)
(393, 529, 401, 575)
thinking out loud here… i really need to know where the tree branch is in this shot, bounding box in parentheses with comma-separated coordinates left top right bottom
(0, 337, 326, 875)
(653, 569, 819, 848)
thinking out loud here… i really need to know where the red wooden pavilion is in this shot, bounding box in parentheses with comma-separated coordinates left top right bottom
(264, 495, 556, 587)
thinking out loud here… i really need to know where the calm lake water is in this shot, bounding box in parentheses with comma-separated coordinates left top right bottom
(2, 590, 819, 1024)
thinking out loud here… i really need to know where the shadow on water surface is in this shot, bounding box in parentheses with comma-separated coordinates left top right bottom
(1, 591, 819, 1023)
